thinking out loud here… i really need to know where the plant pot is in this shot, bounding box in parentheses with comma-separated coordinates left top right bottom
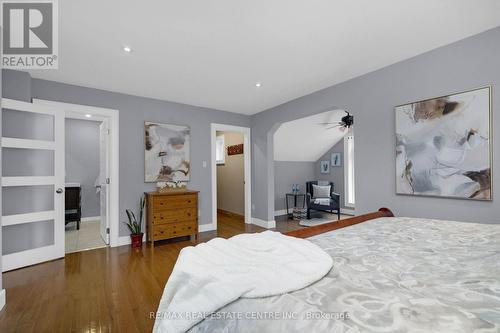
(130, 233, 144, 248)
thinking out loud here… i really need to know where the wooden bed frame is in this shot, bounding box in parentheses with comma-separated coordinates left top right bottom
(285, 207, 394, 239)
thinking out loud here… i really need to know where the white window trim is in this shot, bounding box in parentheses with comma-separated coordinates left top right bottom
(344, 131, 355, 208)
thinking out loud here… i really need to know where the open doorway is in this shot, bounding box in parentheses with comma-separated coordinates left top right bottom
(215, 131, 245, 227)
(64, 117, 109, 253)
(210, 124, 251, 232)
(33, 99, 120, 250)
(272, 110, 355, 230)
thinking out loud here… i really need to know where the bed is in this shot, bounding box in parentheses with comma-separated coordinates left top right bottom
(162, 209, 500, 332)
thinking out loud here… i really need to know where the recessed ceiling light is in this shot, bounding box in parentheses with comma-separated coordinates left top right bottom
(123, 46, 132, 53)
(255, 82, 262, 88)
(85, 114, 92, 118)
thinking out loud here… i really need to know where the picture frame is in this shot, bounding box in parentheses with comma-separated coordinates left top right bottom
(395, 86, 492, 200)
(331, 152, 342, 167)
(320, 160, 330, 174)
(144, 121, 191, 182)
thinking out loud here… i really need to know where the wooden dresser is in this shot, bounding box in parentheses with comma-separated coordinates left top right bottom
(145, 190, 199, 245)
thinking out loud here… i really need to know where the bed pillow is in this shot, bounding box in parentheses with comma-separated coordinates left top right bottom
(312, 184, 330, 198)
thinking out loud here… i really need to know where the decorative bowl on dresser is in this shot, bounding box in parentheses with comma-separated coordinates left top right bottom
(145, 190, 199, 246)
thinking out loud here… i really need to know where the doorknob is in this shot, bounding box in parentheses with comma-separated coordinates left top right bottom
(56, 188, 64, 194)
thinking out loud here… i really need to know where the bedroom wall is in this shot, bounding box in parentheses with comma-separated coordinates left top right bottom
(65, 118, 101, 218)
(252, 26, 500, 224)
(274, 161, 315, 213)
(314, 139, 349, 210)
(2, 69, 251, 243)
(216, 131, 245, 216)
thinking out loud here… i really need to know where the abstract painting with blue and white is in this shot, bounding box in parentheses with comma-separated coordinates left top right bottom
(395, 87, 491, 200)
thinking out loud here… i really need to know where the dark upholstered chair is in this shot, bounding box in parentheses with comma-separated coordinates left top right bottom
(305, 181, 340, 220)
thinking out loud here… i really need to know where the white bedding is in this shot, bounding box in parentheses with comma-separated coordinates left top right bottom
(153, 230, 333, 333)
(190, 217, 500, 333)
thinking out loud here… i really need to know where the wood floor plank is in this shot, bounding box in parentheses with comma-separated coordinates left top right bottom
(0, 213, 349, 332)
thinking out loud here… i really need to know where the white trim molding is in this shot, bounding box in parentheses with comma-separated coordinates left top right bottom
(274, 208, 355, 216)
(2, 210, 55, 226)
(274, 209, 288, 216)
(198, 223, 216, 233)
(210, 123, 252, 231)
(33, 99, 121, 248)
(252, 218, 276, 229)
(80, 216, 101, 222)
(341, 208, 355, 216)
(2, 137, 55, 150)
(0, 289, 5, 312)
(117, 233, 146, 247)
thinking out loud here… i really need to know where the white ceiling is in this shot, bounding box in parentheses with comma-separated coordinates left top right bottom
(29, 0, 500, 115)
(274, 110, 345, 161)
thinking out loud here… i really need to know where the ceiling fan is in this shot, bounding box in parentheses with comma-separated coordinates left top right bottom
(319, 111, 354, 131)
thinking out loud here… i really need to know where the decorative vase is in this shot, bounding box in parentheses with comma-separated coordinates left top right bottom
(130, 233, 144, 248)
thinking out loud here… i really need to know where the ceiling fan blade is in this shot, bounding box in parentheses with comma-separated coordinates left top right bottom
(326, 124, 342, 129)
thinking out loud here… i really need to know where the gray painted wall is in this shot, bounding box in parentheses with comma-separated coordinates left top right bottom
(2, 69, 251, 244)
(65, 118, 101, 218)
(274, 161, 315, 212)
(315, 139, 348, 209)
(252, 26, 500, 224)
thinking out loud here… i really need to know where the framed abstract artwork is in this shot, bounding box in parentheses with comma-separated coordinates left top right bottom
(395, 86, 492, 200)
(331, 152, 342, 167)
(145, 122, 190, 182)
(320, 160, 330, 174)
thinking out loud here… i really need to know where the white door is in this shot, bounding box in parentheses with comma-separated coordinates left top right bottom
(99, 120, 110, 244)
(1, 98, 65, 272)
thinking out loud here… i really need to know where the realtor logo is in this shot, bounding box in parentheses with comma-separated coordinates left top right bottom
(1, 0, 58, 69)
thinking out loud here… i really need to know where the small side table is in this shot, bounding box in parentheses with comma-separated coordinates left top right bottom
(285, 193, 306, 218)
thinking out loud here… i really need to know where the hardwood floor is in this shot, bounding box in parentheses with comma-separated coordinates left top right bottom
(0, 213, 350, 333)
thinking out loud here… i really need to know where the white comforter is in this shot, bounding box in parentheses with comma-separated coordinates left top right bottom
(153, 231, 333, 333)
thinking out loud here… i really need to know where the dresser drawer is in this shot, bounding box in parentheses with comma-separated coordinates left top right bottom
(152, 208, 197, 225)
(153, 194, 197, 211)
(152, 221, 197, 240)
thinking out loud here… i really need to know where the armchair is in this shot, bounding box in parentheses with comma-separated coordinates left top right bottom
(305, 181, 340, 220)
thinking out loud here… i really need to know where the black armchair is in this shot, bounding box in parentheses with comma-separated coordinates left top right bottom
(305, 181, 340, 220)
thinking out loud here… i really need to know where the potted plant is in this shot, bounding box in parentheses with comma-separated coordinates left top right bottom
(124, 196, 145, 248)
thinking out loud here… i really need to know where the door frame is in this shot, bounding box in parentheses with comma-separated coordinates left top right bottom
(33, 99, 121, 248)
(209, 123, 251, 231)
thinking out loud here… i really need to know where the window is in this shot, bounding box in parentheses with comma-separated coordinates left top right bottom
(216, 134, 225, 165)
(344, 131, 355, 207)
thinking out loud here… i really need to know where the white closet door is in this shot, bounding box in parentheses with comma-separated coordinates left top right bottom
(1, 98, 65, 271)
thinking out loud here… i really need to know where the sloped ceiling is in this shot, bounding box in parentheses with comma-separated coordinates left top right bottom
(274, 110, 346, 161)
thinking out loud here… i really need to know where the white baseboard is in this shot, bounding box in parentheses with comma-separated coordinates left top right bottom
(274, 209, 288, 216)
(81, 216, 100, 222)
(252, 218, 276, 229)
(341, 208, 355, 215)
(199, 223, 216, 232)
(116, 236, 131, 247)
(274, 208, 355, 216)
(115, 233, 146, 247)
(0, 289, 5, 312)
